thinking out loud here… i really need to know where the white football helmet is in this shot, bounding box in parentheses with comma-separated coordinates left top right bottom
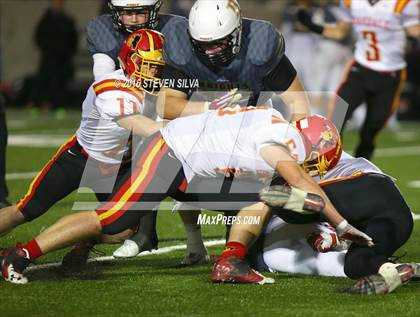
(189, 0, 242, 68)
(109, 0, 162, 32)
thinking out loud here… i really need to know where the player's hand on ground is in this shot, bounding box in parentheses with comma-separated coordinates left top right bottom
(307, 231, 351, 253)
(206, 88, 242, 110)
(335, 220, 375, 247)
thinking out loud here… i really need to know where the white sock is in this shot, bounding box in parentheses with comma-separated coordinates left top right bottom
(185, 224, 206, 255)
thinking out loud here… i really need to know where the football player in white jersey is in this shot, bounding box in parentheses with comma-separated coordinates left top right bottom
(0, 29, 166, 266)
(1, 108, 373, 284)
(252, 151, 417, 294)
(297, 0, 420, 159)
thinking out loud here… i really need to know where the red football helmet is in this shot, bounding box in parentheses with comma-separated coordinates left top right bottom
(294, 115, 342, 177)
(118, 29, 165, 95)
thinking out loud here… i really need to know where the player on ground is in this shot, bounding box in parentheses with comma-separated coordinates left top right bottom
(0, 29, 166, 264)
(297, 0, 420, 159)
(1, 109, 371, 285)
(250, 151, 418, 294)
(118, 0, 313, 262)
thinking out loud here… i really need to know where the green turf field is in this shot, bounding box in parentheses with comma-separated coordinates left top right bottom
(1, 110, 419, 317)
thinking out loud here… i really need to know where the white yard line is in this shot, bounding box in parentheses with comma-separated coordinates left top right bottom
(407, 181, 420, 189)
(8, 135, 69, 147)
(26, 239, 225, 272)
(6, 171, 39, 181)
(25, 213, 420, 272)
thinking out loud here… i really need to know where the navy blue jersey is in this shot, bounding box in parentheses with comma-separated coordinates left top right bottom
(86, 13, 185, 66)
(163, 17, 296, 103)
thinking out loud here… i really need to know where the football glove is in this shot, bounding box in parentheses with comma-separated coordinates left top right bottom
(307, 231, 351, 253)
(335, 220, 375, 247)
(259, 185, 325, 214)
(205, 88, 243, 110)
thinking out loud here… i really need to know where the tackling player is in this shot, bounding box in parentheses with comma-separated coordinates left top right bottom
(119, 0, 313, 263)
(0, 29, 166, 263)
(1, 109, 370, 285)
(297, 0, 420, 159)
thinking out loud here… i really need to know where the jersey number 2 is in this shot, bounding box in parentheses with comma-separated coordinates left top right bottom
(362, 31, 380, 61)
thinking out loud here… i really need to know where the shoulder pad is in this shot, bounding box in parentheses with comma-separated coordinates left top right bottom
(86, 14, 124, 59)
(244, 19, 285, 67)
(157, 14, 186, 30)
(159, 16, 192, 67)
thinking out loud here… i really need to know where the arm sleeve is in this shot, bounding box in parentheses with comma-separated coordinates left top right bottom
(96, 91, 143, 121)
(93, 53, 117, 81)
(401, 0, 420, 28)
(262, 55, 297, 92)
(162, 64, 192, 95)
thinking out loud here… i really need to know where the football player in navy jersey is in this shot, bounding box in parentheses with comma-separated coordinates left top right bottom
(143, 0, 310, 263)
(87, 0, 185, 81)
(100, 0, 312, 264)
(157, 0, 310, 120)
(64, 0, 185, 262)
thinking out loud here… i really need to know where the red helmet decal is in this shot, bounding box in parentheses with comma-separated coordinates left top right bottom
(118, 29, 165, 95)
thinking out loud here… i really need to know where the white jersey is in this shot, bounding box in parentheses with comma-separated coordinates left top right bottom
(262, 216, 346, 277)
(160, 106, 307, 182)
(338, 0, 419, 71)
(313, 151, 385, 183)
(76, 70, 152, 164)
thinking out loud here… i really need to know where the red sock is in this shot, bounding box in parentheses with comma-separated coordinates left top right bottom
(220, 241, 247, 260)
(22, 239, 43, 261)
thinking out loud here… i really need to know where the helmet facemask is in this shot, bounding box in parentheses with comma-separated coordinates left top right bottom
(109, 0, 162, 32)
(190, 24, 242, 69)
(301, 137, 342, 177)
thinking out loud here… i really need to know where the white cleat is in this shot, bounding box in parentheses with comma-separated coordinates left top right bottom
(113, 240, 140, 258)
(2, 263, 29, 285)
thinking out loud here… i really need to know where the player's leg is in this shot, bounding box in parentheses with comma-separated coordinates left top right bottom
(178, 208, 208, 265)
(1, 134, 185, 283)
(0, 136, 86, 236)
(112, 136, 188, 258)
(322, 174, 415, 294)
(112, 210, 158, 258)
(329, 61, 366, 130)
(356, 69, 406, 159)
(212, 202, 274, 284)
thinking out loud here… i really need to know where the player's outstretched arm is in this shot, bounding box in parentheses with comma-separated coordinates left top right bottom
(260, 144, 373, 246)
(297, 9, 352, 41)
(406, 24, 420, 38)
(279, 76, 310, 121)
(157, 88, 207, 119)
(260, 144, 344, 226)
(117, 114, 169, 137)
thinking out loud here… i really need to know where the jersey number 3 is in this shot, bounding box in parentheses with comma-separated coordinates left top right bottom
(362, 31, 380, 61)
